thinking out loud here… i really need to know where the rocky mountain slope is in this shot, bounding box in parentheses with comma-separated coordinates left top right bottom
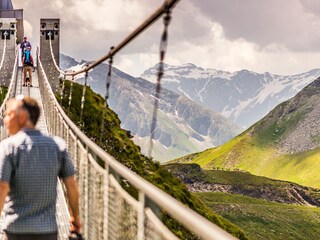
(60, 54, 242, 162)
(165, 163, 320, 240)
(166, 163, 320, 206)
(172, 77, 320, 188)
(142, 63, 320, 128)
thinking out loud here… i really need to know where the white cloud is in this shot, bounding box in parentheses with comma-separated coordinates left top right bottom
(12, 0, 320, 77)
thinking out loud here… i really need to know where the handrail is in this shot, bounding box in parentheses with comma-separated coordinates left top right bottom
(37, 51, 236, 240)
(47, 0, 180, 77)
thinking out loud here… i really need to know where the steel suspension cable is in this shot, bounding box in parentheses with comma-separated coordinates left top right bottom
(60, 78, 65, 104)
(100, 47, 114, 144)
(79, 71, 89, 124)
(67, 76, 74, 114)
(45, 0, 179, 78)
(148, 8, 171, 158)
(0, 32, 8, 101)
(48, 32, 60, 72)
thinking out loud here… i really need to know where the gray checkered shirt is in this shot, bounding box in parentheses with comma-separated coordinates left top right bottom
(0, 128, 75, 234)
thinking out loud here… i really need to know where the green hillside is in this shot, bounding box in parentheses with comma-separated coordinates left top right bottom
(172, 78, 320, 188)
(198, 192, 320, 240)
(0, 86, 8, 105)
(165, 163, 320, 206)
(166, 163, 320, 240)
(59, 80, 248, 239)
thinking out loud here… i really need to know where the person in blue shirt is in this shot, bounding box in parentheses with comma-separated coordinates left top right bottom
(0, 96, 81, 240)
(20, 36, 32, 57)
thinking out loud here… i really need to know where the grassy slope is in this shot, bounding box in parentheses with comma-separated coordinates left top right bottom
(175, 132, 320, 188)
(172, 80, 320, 188)
(59, 81, 248, 239)
(166, 163, 320, 204)
(166, 164, 320, 239)
(198, 192, 320, 240)
(0, 86, 8, 105)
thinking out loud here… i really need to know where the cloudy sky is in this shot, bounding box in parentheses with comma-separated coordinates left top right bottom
(13, 0, 320, 77)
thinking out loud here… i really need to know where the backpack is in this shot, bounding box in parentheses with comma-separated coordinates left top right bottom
(23, 50, 33, 67)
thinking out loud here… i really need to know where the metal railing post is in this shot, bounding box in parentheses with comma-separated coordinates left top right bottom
(138, 191, 145, 240)
(84, 145, 89, 240)
(103, 165, 109, 240)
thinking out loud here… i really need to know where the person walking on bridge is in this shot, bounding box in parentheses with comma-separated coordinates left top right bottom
(22, 47, 34, 87)
(0, 96, 81, 240)
(20, 36, 32, 57)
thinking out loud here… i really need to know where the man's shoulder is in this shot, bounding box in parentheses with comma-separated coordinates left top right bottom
(1, 132, 25, 145)
(0, 132, 26, 152)
(0, 132, 67, 151)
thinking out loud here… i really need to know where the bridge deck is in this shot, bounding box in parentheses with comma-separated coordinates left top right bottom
(0, 69, 70, 240)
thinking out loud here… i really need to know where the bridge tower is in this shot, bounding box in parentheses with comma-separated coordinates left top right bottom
(0, 0, 23, 87)
(0, 18, 17, 87)
(40, 18, 60, 92)
(0, 0, 23, 42)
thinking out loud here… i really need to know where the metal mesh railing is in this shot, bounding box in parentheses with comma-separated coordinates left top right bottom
(0, 46, 19, 138)
(37, 46, 236, 239)
(0, 45, 18, 240)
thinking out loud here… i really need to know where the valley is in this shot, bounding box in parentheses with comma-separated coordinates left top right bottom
(166, 163, 320, 240)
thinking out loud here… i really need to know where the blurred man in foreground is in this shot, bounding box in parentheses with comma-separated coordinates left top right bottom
(0, 96, 81, 240)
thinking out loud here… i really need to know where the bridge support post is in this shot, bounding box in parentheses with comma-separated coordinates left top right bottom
(40, 18, 60, 92)
(137, 192, 145, 240)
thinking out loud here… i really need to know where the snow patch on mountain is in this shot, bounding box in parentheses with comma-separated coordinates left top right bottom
(141, 63, 320, 128)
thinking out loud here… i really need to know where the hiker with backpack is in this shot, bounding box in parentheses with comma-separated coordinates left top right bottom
(22, 48, 34, 87)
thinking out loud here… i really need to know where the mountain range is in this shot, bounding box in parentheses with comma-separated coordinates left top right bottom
(60, 54, 242, 162)
(142, 63, 320, 128)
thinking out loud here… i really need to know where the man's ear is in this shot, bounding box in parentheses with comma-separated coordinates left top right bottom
(18, 110, 29, 125)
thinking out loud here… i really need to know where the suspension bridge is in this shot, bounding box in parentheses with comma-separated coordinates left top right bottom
(0, 1, 237, 239)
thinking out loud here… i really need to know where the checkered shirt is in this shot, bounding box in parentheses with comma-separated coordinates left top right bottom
(0, 128, 75, 234)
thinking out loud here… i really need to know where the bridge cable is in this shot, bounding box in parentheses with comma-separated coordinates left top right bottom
(67, 75, 75, 115)
(0, 32, 8, 101)
(60, 72, 66, 104)
(79, 70, 89, 125)
(100, 47, 114, 145)
(148, 7, 171, 158)
(48, 32, 60, 73)
(19, 67, 23, 95)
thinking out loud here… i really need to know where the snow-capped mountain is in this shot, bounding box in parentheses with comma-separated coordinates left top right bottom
(60, 54, 242, 162)
(141, 63, 320, 128)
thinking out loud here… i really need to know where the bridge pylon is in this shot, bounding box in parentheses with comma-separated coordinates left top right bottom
(40, 18, 60, 92)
